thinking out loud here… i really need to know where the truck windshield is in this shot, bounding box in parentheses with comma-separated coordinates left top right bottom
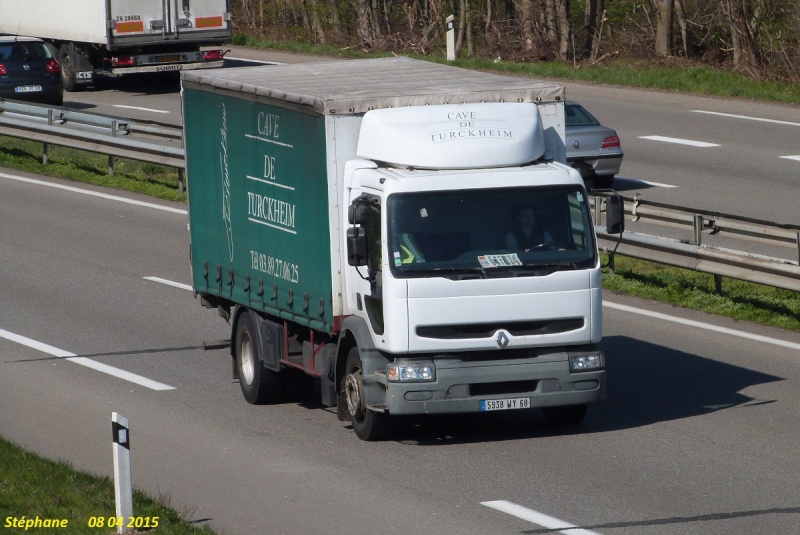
(388, 185, 597, 278)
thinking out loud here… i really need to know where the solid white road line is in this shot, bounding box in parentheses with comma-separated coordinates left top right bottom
(639, 135, 720, 148)
(0, 328, 175, 391)
(0, 172, 187, 215)
(481, 501, 602, 535)
(144, 276, 193, 291)
(604, 300, 800, 352)
(113, 104, 170, 114)
(691, 110, 800, 128)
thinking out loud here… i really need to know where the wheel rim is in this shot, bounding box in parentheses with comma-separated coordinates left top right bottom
(344, 371, 365, 421)
(240, 331, 255, 385)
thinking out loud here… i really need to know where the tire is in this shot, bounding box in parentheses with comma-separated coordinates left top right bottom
(235, 312, 281, 404)
(542, 404, 588, 426)
(58, 45, 79, 92)
(342, 347, 392, 441)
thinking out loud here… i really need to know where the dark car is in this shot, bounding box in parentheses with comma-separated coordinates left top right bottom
(565, 102, 623, 188)
(0, 36, 63, 106)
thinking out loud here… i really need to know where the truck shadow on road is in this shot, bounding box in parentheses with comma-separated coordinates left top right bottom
(387, 335, 781, 444)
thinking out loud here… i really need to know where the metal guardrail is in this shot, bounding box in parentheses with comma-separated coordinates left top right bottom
(0, 99, 185, 186)
(1, 99, 799, 291)
(591, 193, 800, 292)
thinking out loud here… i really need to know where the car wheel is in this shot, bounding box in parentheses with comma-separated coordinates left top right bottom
(235, 312, 282, 404)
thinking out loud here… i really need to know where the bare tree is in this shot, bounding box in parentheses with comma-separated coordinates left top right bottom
(654, 0, 674, 56)
(720, 0, 764, 71)
(355, 0, 380, 46)
(584, 0, 604, 59)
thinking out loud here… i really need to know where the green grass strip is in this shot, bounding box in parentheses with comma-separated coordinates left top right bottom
(0, 436, 215, 534)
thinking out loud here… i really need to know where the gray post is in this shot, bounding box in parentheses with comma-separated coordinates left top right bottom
(44, 109, 54, 165)
(112, 412, 133, 533)
(108, 120, 117, 176)
(692, 214, 703, 246)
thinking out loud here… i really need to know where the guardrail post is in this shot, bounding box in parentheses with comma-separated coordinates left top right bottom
(108, 120, 117, 176)
(593, 196, 602, 226)
(795, 231, 800, 264)
(44, 109, 54, 165)
(178, 168, 185, 194)
(693, 214, 703, 245)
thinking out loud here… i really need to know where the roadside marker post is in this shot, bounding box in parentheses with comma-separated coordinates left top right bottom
(112, 412, 133, 533)
(446, 15, 455, 61)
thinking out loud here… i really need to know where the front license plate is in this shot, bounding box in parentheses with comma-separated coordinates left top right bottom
(15, 85, 43, 93)
(480, 397, 531, 411)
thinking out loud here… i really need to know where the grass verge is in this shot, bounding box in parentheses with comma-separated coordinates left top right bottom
(602, 253, 800, 332)
(0, 136, 185, 203)
(0, 436, 215, 535)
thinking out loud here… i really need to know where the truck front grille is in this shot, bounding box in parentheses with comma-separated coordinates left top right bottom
(416, 318, 583, 339)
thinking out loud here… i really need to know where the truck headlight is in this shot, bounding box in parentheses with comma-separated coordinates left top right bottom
(387, 362, 436, 382)
(568, 351, 604, 372)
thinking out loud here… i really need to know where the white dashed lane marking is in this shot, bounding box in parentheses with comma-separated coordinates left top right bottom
(639, 135, 720, 148)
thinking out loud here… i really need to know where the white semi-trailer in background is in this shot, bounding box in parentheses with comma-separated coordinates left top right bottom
(0, 0, 231, 91)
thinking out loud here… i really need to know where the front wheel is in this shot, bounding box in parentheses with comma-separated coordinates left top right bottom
(235, 312, 281, 404)
(342, 347, 392, 441)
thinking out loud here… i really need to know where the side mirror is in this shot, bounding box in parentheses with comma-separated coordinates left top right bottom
(346, 227, 368, 266)
(606, 195, 625, 235)
(348, 197, 371, 225)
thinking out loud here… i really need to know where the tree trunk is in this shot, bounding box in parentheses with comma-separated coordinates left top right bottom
(654, 0, 673, 56)
(518, 0, 535, 51)
(455, 0, 466, 54)
(307, 0, 326, 44)
(674, 0, 693, 57)
(355, 0, 379, 45)
(556, 0, 571, 60)
(584, 0, 603, 60)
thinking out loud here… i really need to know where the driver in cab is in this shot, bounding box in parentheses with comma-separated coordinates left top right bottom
(505, 204, 554, 251)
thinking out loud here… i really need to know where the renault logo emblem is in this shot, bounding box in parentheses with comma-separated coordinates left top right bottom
(495, 331, 509, 349)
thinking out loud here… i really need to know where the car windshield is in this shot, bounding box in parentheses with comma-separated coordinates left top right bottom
(565, 104, 600, 127)
(388, 185, 597, 278)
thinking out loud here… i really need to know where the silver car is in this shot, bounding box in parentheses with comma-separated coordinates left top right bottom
(565, 102, 623, 188)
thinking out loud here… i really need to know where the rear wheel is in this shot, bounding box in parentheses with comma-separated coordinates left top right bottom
(235, 312, 281, 404)
(542, 404, 588, 426)
(343, 347, 392, 441)
(58, 45, 78, 92)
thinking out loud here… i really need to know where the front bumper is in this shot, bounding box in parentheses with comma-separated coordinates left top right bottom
(379, 358, 606, 416)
